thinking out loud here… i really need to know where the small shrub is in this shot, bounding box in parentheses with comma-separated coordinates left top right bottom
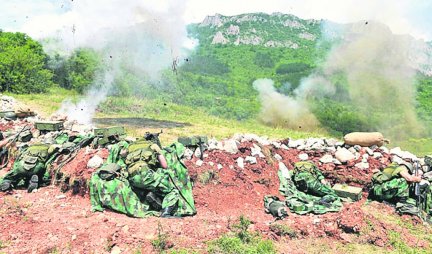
(198, 170, 218, 185)
(232, 215, 253, 243)
(269, 223, 297, 238)
(152, 221, 172, 253)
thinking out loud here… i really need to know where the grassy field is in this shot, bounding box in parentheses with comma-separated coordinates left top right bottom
(9, 87, 432, 155)
(10, 88, 326, 145)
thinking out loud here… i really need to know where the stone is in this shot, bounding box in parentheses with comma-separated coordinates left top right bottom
(324, 138, 338, 147)
(348, 147, 357, 154)
(335, 141, 344, 147)
(335, 148, 355, 163)
(72, 234, 77, 241)
(87, 155, 104, 169)
(390, 147, 418, 161)
(362, 154, 369, 163)
(353, 145, 361, 152)
(110, 246, 121, 254)
(183, 148, 194, 160)
(271, 141, 281, 149)
(373, 152, 383, 159)
(251, 144, 264, 157)
(274, 154, 283, 161)
(194, 148, 202, 158)
(365, 147, 374, 156)
(298, 153, 309, 161)
(195, 160, 203, 167)
(288, 139, 304, 148)
(380, 146, 389, 154)
(237, 157, 244, 169)
(208, 138, 219, 151)
(220, 140, 239, 154)
(55, 194, 66, 199)
(319, 154, 334, 164)
(245, 156, 257, 164)
(278, 162, 290, 178)
(217, 164, 223, 170)
(332, 159, 342, 165)
(209, 161, 215, 166)
(325, 147, 336, 153)
(355, 162, 369, 170)
(280, 144, 289, 150)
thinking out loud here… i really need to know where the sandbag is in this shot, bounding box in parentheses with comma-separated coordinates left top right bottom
(343, 132, 389, 147)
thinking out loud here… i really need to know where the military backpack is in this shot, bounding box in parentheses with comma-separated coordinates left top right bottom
(20, 144, 50, 171)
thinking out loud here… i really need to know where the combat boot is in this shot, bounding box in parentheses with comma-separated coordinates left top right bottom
(161, 205, 176, 218)
(27, 175, 39, 193)
(0, 180, 11, 191)
(145, 192, 162, 211)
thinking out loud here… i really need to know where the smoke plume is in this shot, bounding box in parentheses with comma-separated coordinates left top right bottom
(254, 21, 431, 139)
(39, 0, 191, 124)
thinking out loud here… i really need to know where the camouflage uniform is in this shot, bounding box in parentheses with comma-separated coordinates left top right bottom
(107, 140, 129, 168)
(89, 163, 158, 217)
(265, 161, 342, 217)
(0, 144, 58, 191)
(125, 140, 196, 216)
(370, 162, 409, 202)
(160, 142, 196, 216)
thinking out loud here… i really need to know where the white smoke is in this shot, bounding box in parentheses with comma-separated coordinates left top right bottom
(254, 21, 431, 139)
(33, 0, 193, 124)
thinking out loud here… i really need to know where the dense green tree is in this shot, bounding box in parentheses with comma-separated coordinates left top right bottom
(0, 31, 53, 93)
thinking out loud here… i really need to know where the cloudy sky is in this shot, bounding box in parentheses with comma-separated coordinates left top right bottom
(1, 0, 431, 41)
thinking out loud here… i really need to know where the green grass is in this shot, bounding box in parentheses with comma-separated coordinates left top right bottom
(8, 88, 432, 155)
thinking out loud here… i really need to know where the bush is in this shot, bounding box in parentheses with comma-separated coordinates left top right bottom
(276, 62, 311, 74)
(0, 31, 53, 93)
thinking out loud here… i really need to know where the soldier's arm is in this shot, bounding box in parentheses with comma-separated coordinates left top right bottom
(400, 168, 422, 183)
(158, 154, 168, 169)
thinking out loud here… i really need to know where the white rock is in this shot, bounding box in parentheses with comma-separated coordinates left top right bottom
(355, 162, 369, 170)
(365, 147, 374, 156)
(87, 155, 104, 169)
(298, 153, 309, 161)
(380, 146, 389, 154)
(194, 148, 202, 158)
(324, 138, 338, 147)
(55, 194, 66, 199)
(208, 138, 219, 151)
(335, 142, 344, 147)
(220, 140, 239, 154)
(319, 154, 334, 164)
(373, 152, 383, 159)
(335, 148, 355, 163)
(325, 147, 336, 153)
(184, 148, 194, 160)
(297, 145, 306, 150)
(217, 164, 223, 170)
(271, 141, 281, 149)
(274, 154, 283, 161)
(237, 157, 245, 169)
(362, 154, 369, 162)
(195, 160, 203, 167)
(288, 139, 304, 148)
(280, 144, 289, 150)
(110, 246, 121, 254)
(348, 147, 357, 154)
(245, 156, 257, 164)
(278, 162, 290, 178)
(209, 162, 215, 166)
(251, 144, 264, 157)
(353, 145, 362, 152)
(332, 159, 342, 165)
(390, 147, 418, 161)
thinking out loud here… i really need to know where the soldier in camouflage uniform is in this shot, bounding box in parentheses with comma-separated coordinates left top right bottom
(370, 161, 424, 215)
(89, 163, 158, 217)
(0, 143, 60, 192)
(265, 161, 342, 217)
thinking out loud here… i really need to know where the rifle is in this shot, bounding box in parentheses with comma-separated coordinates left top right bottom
(144, 130, 163, 148)
(414, 160, 423, 210)
(0, 125, 30, 168)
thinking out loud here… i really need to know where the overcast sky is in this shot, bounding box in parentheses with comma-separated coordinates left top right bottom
(1, 0, 431, 41)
